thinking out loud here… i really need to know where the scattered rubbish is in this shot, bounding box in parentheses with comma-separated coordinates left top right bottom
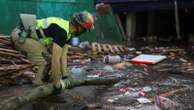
(128, 48, 136, 51)
(87, 74, 100, 78)
(113, 61, 132, 70)
(103, 55, 122, 64)
(158, 88, 188, 98)
(71, 37, 80, 46)
(72, 59, 81, 63)
(0, 37, 34, 85)
(131, 54, 167, 65)
(155, 96, 176, 109)
(81, 58, 91, 64)
(124, 91, 145, 98)
(137, 97, 152, 104)
(71, 67, 84, 78)
(179, 58, 187, 63)
(107, 98, 115, 103)
(79, 41, 90, 49)
(119, 87, 135, 93)
(92, 43, 125, 55)
(1, 37, 194, 110)
(103, 65, 114, 72)
(142, 86, 152, 92)
(22, 71, 35, 79)
(138, 91, 146, 97)
(136, 51, 142, 55)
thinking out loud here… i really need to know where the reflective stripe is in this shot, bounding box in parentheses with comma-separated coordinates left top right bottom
(39, 29, 46, 38)
(37, 19, 48, 29)
(42, 19, 48, 28)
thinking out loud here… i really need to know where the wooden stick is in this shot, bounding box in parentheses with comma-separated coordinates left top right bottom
(97, 43, 102, 53)
(92, 43, 97, 53)
(0, 77, 123, 110)
(0, 64, 33, 77)
(149, 87, 188, 101)
(102, 44, 109, 53)
(0, 48, 19, 54)
(107, 44, 115, 54)
(118, 45, 124, 52)
(0, 51, 25, 58)
(113, 45, 120, 54)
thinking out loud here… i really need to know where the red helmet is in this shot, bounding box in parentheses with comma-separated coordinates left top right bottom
(72, 11, 94, 32)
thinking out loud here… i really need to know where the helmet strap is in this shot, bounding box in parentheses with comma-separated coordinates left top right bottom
(71, 19, 86, 36)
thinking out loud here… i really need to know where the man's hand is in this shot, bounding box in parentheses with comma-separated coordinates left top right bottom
(53, 78, 61, 88)
(53, 79, 65, 94)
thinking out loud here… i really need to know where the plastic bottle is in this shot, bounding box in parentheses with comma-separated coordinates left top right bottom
(103, 55, 122, 64)
(71, 67, 85, 79)
(71, 37, 80, 46)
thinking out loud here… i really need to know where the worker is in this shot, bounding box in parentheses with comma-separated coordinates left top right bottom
(11, 11, 94, 92)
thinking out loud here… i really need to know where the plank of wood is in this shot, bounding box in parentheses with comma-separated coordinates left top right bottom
(149, 87, 188, 101)
(0, 51, 25, 58)
(102, 44, 109, 52)
(113, 45, 121, 54)
(118, 45, 124, 52)
(0, 38, 11, 45)
(92, 43, 97, 53)
(0, 64, 33, 77)
(0, 64, 32, 71)
(0, 48, 19, 54)
(107, 44, 115, 54)
(97, 43, 102, 53)
(0, 77, 123, 110)
(19, 58, 32, 64)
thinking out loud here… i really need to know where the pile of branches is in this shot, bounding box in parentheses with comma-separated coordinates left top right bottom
(0, 36, 34, 85)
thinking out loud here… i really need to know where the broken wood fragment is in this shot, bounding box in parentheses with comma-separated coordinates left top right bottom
(0, 48, 19, 54)
(0, 51, 25, 58)
(107, 44, 115, 54)
(0, 77, 123, 110)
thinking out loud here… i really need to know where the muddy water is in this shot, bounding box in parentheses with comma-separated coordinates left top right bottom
(29, 86, 101, 110)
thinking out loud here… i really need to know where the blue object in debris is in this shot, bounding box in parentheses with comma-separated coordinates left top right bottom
(71, 37, 80, 46)
(71, 67, 83, 78)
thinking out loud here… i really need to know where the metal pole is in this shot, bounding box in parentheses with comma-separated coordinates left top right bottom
(174, 0, 181, 40)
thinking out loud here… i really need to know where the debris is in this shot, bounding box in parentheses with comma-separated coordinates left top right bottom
(107, 98, 115, 103)
(103, 55, 122, 64)
(79, 41, 90, 49)
(0, 37, 34, 85)
(179, 58, 187, 63)
(137, 98, 152, 104)
(131, 54, 167, 65)
(22, 71, 35, 79)
(142, 86, 152, 92)
(87, 74, 100, 78)
(103, 65, 114, 72)
(71, 37, 80, 46)
(136, 51, 142, 55)
(128, 48, 136, 51)
(158, 88, 188, 98)
(113, 61, 132, 70)
(81, 58, 91, 64)
(71, 67, 84, 78)
(1, 37, 194, 110)
(138, 91, 145, 97)
(155, 96, 176, 109)
(92, 42, 126, 55)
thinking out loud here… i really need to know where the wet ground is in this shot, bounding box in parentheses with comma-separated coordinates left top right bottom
(1, 46, 194, 110)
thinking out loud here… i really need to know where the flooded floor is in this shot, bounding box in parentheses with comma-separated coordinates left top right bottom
(1, 46, 194, 110)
